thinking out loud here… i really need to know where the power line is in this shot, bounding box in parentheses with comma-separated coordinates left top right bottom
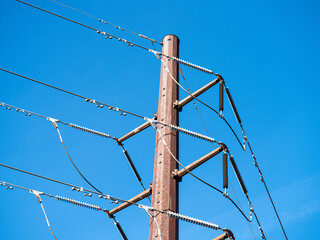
(16, 0, 215, 75)
(148, 123, 254, 223)
(0, 101, 149, 195)
(48, 0, 163, 46)
(0, 181, 104, 211)
(178, 66, 257, 240)
(1, 181, 59, 239)
(0, 68, 145, 119)
(223, 82, 288, 240)
(0, 166, 231, 235)
(158, 58, 245, 150)
(159, 58, 267, 238)
(55, 126, 104, 194)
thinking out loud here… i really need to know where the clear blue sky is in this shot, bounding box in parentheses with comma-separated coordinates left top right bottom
(1, 0, 319, 239)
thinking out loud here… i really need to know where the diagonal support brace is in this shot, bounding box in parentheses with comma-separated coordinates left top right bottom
(172, 146, 223, 180)
(174, 77, 219, 111)
(106, 187, 152, 217)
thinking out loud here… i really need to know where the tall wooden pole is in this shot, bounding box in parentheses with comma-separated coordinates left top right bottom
(149, 34, 179, 240)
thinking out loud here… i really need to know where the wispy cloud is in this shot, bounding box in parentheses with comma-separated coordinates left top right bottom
(250, 173, 320, 237)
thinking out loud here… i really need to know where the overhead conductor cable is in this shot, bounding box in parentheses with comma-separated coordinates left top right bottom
(177, 67, 257, 239)
(147, 121, 254, 223)
(226, 154, 266, 239)
(224, 82, 288, 239)
(16, 0, 214, 75)
(49, 0, 163, 46)
(157, 59, 245, 150)
(0, 68, 145, 119)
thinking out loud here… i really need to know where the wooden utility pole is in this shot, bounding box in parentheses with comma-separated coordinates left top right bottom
(149, 34, 179, 240)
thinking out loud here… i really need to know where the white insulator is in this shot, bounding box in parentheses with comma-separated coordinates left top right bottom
(169, 56, 214, 74)
(166, 211, 219, 230)
(55, 195, 101, 211)
(168, 124, 215, 143)
(70, 123, 111, 139)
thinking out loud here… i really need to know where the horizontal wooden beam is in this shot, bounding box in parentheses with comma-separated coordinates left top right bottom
(107, 187, 152, 216)
(212, 233, 228, 240)
(173, 146, 223, 179)
(117, 121, 152, 143)
(176, 77, 219, 110)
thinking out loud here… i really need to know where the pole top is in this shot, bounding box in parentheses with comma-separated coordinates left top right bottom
(162, 34, 180, 44)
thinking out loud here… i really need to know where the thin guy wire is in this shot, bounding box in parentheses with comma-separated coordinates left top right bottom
(178, 67, 257, 240)
(48, 0, 163, 45)
(244, 132, 288, 240)
(0, 68, 145, 119)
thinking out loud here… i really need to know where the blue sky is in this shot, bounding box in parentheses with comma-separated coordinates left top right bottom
(0, 0, 319, 239)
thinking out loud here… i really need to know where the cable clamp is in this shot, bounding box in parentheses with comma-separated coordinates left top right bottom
(138, 204, 154, 211)
(30, 189, 44, 204)
(145, 117, 157, 129)
(223, 188, 229, 198)
(149, 49, 161, 60)
(46, 117, 59, 129)
(139, 204, 156, 218)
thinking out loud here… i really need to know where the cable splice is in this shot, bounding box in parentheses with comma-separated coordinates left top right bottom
(55, 195, 101, 211)
(69, 123, 112, 139)
(165, 211, 220, 230)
